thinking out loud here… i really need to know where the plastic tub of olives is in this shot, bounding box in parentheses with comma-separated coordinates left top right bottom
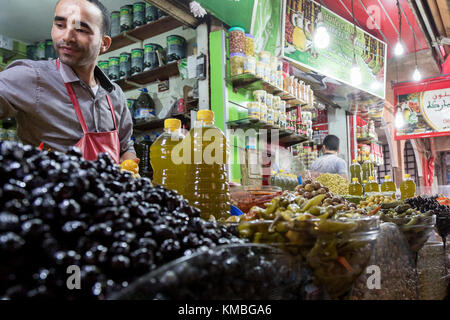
(237, 216, 380, 298)
(108, 243, 307, 300)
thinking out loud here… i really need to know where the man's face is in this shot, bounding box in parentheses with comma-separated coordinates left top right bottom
(51, 0, 105, 68)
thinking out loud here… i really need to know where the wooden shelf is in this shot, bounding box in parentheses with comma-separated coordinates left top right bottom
(103, 16, 183, 54)
(134, 112, 190, 131)
(225, 73, 309, 107)
(114, 62, 180, 92)
(227, 118, 310, 147)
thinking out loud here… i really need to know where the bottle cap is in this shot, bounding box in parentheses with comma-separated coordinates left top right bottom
(404, 174, 411, 178)
(363, 180, 367, 184)
(197, 110, 214, 122)
(164, 118, 181, 130)
(352, 178, 359, 182)
(369, 176, 375, 181)
(352, 159, 358, 163)
(385, 175, 391, 180)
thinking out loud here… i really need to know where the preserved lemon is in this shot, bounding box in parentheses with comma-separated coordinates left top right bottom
(150, 118, 185, 194)
(349, 178, 363, 196)
(183, 110, 231, 220)
(400, 174, 415, 200)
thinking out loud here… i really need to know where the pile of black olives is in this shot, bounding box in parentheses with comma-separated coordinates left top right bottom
(0, 141, 244, 299)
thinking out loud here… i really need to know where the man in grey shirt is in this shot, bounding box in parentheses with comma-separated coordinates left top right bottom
(0, 0, 137, 163)
(308, 135, 348, 178)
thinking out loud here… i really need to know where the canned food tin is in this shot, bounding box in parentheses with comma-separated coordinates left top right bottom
(166, 35, 186, 62)
(120, 5, 133, 32)
(131, 48, 144, 75)
(119, 52, 131, 79)
(145, 3, 158, 23)
(110, 11, 120, 37)
(157, 9, 167, 18)
(247, 102, 260, 120)
(36, 41, 46, 60)
(98, 60, 109, 76)
(45, 39, 56, 59)
(108, 56, 120, 80)
(133, 2, 146, 29)
(144, 43, 164, 71)
(26, 45, 37, 60)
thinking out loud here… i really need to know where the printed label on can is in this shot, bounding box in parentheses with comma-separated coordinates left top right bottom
(120, 6, 133, 28)
(133, 2, 145, 27)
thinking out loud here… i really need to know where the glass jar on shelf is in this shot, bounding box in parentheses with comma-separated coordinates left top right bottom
(229, 53, 244, 76)
(256, 61, 264, 79)
(259, 51, 271, 65)
(259, 102, 268, 123)
(243, 55, 256, 74)
(247, 102, 260, 120)
(229, 27, 245, 54)
(263, 64, 271, 82)
(244, 34, 255, 56)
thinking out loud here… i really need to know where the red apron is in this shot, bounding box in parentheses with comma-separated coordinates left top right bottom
(56, 60, 121, 164)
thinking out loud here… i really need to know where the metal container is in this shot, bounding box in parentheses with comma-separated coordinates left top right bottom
(144, 43, 164, 71)
(45, 39, 56, 59)
(26, 44, 37, 60)
(108, 56, 120, 80)
(110, 11, 120, 37)
(131, 48, 144, 75)
(132, 2, 146, 29)
(166, 35, 186, 62)
(145, 3, 158, 23)
(120, 5, 133, 32)
(119, 52, 131, 79)
(157, 8, 167, 18)
(36, 41, 46, 60)
(98, 60, 109, 76)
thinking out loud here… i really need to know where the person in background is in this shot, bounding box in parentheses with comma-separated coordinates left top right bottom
(307, 134, 348, 179)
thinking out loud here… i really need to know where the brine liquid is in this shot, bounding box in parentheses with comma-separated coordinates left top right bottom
(150, 131, 185, 195)
(183, 126, 231, 220)
(400, 179, 415, 200)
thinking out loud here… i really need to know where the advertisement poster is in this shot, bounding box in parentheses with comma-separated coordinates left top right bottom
(282, 0, 386, 99)
(395, 87, 450, 139)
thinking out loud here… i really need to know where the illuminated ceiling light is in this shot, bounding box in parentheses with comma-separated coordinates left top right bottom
(394, 0, 404, 56)
(314, 25, 330, 49)
(350, 59, 362, 86)
(371, 81, 381, 90)
(394, 41, 404, 56)
(412, 66, 421, 81)
(314, 11, 330, 49)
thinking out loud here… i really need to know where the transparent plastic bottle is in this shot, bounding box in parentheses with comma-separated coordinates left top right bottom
(349, 178, 363, 196)
(150, 119, 185, 195)
(365, 176, 380, 193)
(381, 175, 396, 198)
(350, 159, 362, 184)
(400, 174, 416, 200)
(183, 110, 231, 220)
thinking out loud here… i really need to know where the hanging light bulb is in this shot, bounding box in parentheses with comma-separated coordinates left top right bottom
(371, 81, 381, 90)
(412, 66, 421, 81)
(313, 11, 330, 49)
(350, 59, 362, 86)
(395, 106, 405, 129)
(394, 41, 404, 56)
(394, 1, 404, 56)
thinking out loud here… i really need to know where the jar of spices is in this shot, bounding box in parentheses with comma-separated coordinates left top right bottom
(256, 61, 264, 79)
(243, 55, 256, 74)
(230, 52, 244, 76)
(263, 64, 271, 82)
(253, 90, 267, 106)
(245, 34, 255, 56)
(259, 102, 267, 122)
(247, 102, 260, 120)
(259, 51, 271, 65)
(229, 27, 245, 54)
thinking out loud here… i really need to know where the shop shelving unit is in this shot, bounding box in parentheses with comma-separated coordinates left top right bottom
(227, 118, 310, 148)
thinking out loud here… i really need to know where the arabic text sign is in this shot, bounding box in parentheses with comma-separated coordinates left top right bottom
(421, 89, 450, 132)
(395, 87, 450, 140)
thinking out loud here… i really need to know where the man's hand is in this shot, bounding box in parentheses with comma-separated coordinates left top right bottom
(120, 152, 140, 165)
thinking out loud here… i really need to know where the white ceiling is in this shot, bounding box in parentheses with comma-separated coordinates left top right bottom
(0, 0, 132, 43)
